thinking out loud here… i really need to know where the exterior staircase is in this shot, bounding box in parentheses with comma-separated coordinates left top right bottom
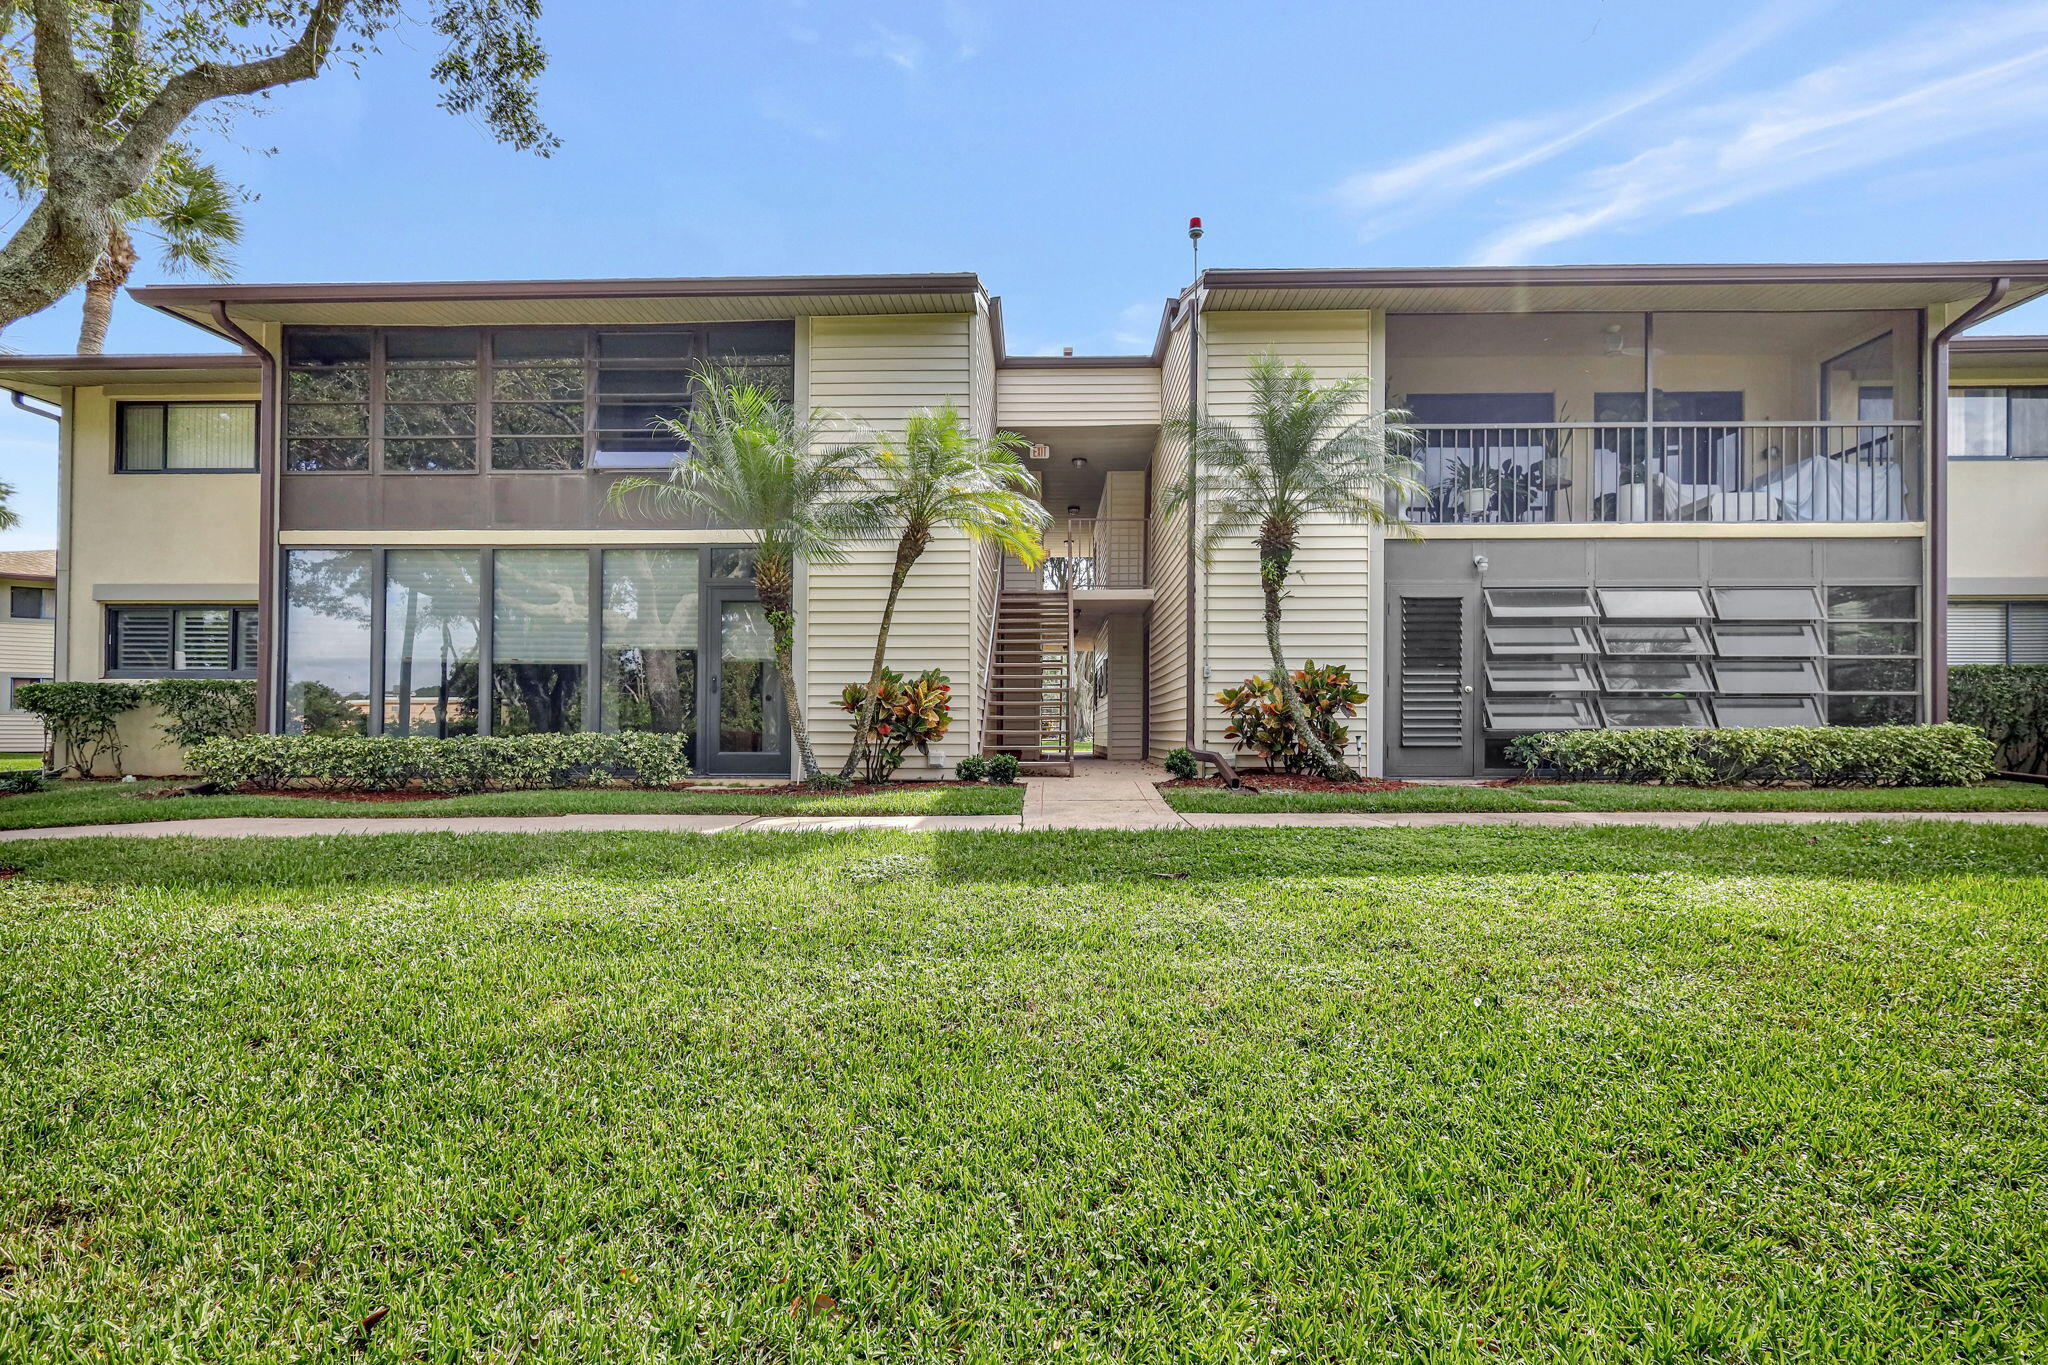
(980, 555, 1075, 775)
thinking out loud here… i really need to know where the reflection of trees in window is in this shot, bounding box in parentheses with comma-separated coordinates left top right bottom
(386, 550, 482, 736)
(291, 680, 361, 737)
(602, 549, 698, 738)
(284, 549, 373, 735)
(491, 549, 587, 733)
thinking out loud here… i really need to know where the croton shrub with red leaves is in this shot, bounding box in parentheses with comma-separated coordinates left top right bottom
(1214, 661, 1366, 774)
(840, 668, 953, 783)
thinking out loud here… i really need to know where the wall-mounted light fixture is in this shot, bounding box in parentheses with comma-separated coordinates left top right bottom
(1472, 553, 1490, 574)
(1070, 456, 1088, 468)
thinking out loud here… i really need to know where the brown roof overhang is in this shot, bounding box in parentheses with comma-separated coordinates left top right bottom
(0, 352, 258, 401)
(134, 272, 988, 339)
(1199, 260, 2048, 317)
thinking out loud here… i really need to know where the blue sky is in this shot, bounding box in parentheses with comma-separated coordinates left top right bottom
(7, 0, 2048, 547)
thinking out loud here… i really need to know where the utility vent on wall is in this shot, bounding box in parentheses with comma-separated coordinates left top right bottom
(1399, 596, 1465, 748)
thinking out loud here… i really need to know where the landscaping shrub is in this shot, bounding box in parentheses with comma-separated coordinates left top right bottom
(0, 769, 49, 795)
(1509, 724, 1996, 788)
(953, 754, 990, 782)
(188, 732, 693, 793)
(838, 668, 952, 783)
(13, 681, 144, 777)
(141, 678, 257, 750)
(1163, 746, 1199, 780)
(1214, 661, 1365, 773)
(986, 753, 1021, 785)
(1951, 664, 2048, 774)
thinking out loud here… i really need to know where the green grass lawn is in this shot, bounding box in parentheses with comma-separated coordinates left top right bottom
(1163, 777, 2048, 814)
(0, 752, 42, 770)
(3, 823, 2046, 1360)
(0, 778, 1022, 830)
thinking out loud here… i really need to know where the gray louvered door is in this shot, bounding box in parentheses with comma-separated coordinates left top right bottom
(1392, 594, 1473, 775)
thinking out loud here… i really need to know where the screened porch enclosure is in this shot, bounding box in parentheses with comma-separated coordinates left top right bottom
(1388, 311, 1923, 525)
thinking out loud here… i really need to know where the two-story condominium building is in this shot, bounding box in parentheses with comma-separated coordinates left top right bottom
(2, 261, 2044, 778)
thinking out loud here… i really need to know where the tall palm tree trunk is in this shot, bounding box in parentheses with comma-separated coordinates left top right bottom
(1259, 536, 1358, 781)
(839, 524, 928, 780)
(76, 222, 137, 355)
(754, 551, 820, 779)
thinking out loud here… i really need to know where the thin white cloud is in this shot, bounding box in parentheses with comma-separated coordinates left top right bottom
(859, 20, 926, 73)
(1331, 1, 1827, 240)
(1473, 0, 2048, 263)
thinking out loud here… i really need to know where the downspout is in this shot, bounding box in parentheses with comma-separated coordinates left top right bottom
(209, 302, 280, 732)
(7, 390, 59, 421)
(1928, 277, 2010, 722)
(1183, 282, 1200, 750)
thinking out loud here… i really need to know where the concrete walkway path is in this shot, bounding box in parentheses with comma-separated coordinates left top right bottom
(1, 759, 2045, 840)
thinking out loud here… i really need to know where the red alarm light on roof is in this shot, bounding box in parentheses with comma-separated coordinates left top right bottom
(1188, 216, 1204, 240)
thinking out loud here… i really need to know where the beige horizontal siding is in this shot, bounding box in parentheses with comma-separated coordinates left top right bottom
(0, 611, 54, 752)
(802, 313, 980, 772)
(1198, 311, 1377, 755)
(1146, 320, 1193, 759)
(997, 367, 1161, 426)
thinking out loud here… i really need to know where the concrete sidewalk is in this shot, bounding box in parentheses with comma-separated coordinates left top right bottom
(1, 758, 2045, 841)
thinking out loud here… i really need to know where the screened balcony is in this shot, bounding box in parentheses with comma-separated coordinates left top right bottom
(1387, 310, 1924, 526)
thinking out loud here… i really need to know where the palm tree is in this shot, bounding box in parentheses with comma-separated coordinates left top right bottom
(76, 154, 242, 354)
(1167, 351, 1424, 780)
(606, 371, 880, 780)
(838, 404, 1048, 780)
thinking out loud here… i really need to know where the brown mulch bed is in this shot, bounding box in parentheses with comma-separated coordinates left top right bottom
(1159, 774, 1416, 794)
(196, 780, 991, 801)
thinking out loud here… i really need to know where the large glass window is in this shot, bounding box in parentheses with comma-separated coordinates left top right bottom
(602, 549, 699, 736)
(382, 330, 477, 471)
(283, 550, 373, 733)
(1950, 387, 2048, 459)
(384, 550, 481, 736)
(117, 402, 257, 471)
(491, 549, 588, 733)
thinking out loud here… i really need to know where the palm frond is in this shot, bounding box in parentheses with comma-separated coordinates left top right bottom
(1164, 350, 1425, 555)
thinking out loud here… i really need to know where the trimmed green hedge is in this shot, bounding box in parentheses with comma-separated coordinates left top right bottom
(188, 732, 693, 793)
(1508, 724, 1995, 788)
(1951, 664, 2048, 774)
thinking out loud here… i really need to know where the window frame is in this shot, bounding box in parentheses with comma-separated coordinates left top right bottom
(104, 604, 260, 678)
(279, 545, 730, 742)
(114, 400, 259, 473)
(4, 675, 49, 711)
(1946, 599, 2048, 665)
(1948, 385, 2048, 460)
(1823, 582, 1920, 723)
(8, 585, 50, 620)
(1482, 696, 1599, 732)
(1596, 587, 1713, 619)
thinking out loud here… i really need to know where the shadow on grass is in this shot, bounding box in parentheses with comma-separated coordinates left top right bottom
(2, 821, 2043, 894)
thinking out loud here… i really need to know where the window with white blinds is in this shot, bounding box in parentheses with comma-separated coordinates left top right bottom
(117, 402, 258, 471)
(1949, 600, 2048, 664)
(493, 550, 590, 662)
(108, 606, 258, 674)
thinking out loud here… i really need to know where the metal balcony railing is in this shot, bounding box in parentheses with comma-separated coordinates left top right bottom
(1042, 516, 1149, 589)
(1404, 422, 1922, 526)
